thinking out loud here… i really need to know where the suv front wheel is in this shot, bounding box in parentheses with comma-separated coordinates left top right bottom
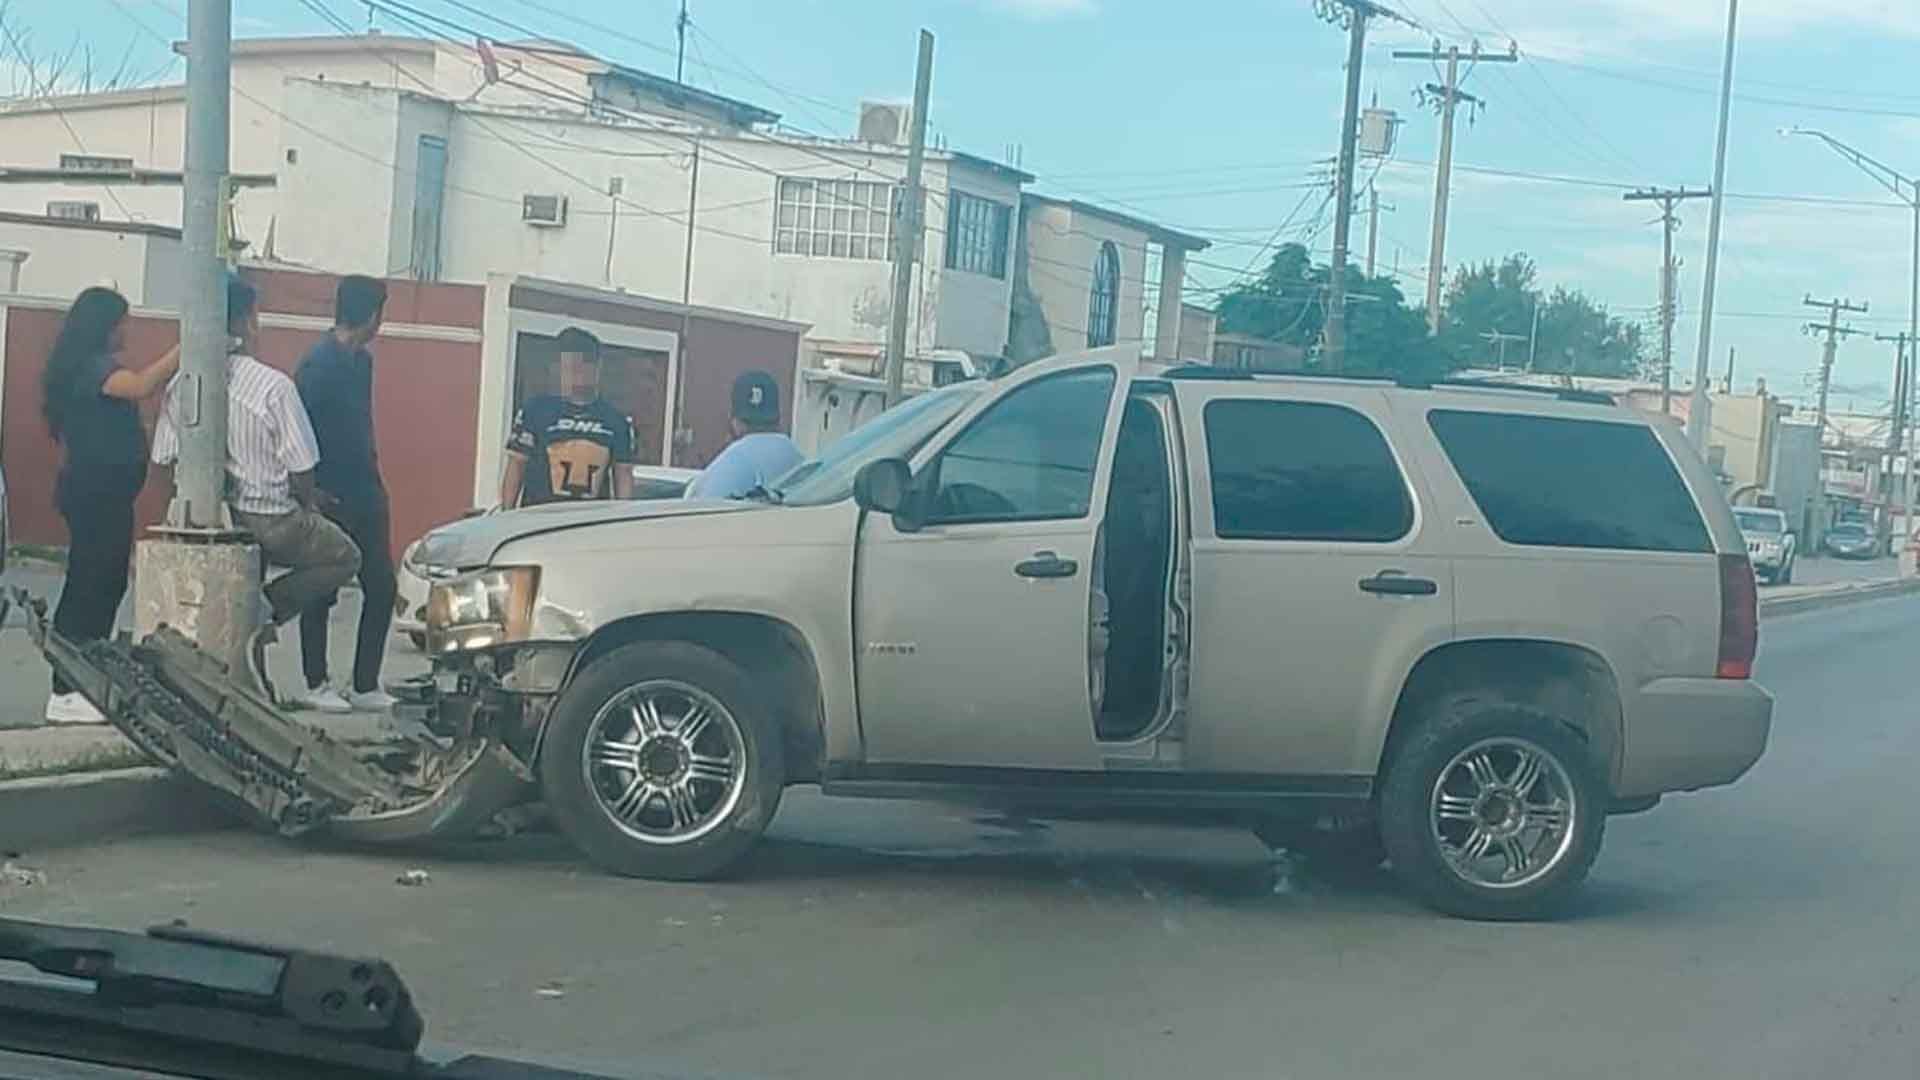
(1378, 699, 1605, 920)
(540, 641, 786, 881)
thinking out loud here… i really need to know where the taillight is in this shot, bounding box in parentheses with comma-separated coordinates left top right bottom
(1717, 553, 1758, 679)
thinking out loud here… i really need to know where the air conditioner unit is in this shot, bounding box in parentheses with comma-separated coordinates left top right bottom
(522, 194, 569, 227)
(857, 101, 911, 146)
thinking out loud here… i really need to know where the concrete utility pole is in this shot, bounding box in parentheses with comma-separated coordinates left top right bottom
(1624, 187, 1711, 415)
(1394, 39, 1517, 334)
(1875, 331, 1913, 555)
(1805, 295, 1870, 435)
(135, 0, 259, 681)
(883, 29, 933, 407)
(175, 0, 232, 529)
(1686, 0, 1739, 450)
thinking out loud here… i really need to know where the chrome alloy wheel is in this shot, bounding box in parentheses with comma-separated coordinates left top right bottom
(1430, 737, 1578, 889)
(582, 680, 747, 845)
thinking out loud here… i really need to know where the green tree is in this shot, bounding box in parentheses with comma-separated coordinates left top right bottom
(1439, 254, 1645, 377)
(1214, 243, 1449, 381)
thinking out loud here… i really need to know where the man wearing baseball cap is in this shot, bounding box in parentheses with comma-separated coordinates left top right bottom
(686, 370, 804, 500)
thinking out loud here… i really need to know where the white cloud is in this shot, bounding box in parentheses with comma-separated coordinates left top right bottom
(982, 0, 1096, 18)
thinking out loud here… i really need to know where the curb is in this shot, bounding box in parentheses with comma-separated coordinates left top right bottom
(1759, 576, 1920, 618)
(0, 767, 232, 854)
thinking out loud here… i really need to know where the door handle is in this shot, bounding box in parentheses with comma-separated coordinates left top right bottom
(1358, 571, 1438, 596)
(1015, 551, 1079, 579)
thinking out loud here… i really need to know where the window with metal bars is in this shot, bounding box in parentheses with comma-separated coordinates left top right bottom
(943, 190, 1011, 279)
(773, 177, 897, 261)
(1087, 241, 1121, 347)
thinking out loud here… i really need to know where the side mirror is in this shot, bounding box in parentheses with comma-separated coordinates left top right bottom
(854, 458, 912, 515)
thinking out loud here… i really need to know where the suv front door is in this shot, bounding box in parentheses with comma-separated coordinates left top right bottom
(853, 362, 1126, 769)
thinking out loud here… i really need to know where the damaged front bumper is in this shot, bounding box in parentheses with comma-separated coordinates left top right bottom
(9, 589, 533, 845)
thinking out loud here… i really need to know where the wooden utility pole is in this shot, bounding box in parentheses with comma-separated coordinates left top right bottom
(675, 0, 690, 84)
(1365, 181, 1395, 277)
(1805, 294, 1870, 434)
(1624, 186, 1711, 414)
(883, 30, 934, 407)
(1314, 0, 1415, 371)
(1875, 331, 1912, 554)
(1394, 39, 1516, 334)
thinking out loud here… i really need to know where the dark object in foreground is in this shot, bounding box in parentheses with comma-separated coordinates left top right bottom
(0, 916, 638, 1079)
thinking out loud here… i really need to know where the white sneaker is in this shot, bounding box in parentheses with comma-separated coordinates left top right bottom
(347, 688, 398, 712)
(291, 685, 353, 714)
(45, 692, 107, 726)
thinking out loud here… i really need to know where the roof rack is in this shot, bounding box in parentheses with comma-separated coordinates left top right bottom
(1159, 364, 1399, 386)
(1431, 378, 1618, 406)
(1157, 365, 1617, 406)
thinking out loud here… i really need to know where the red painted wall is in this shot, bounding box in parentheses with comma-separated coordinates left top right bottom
(3, 269, 483, 560)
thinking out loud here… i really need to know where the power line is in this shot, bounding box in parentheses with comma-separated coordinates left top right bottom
(1539, 55, 1920, 122)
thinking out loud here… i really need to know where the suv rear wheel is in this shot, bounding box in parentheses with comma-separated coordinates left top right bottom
(1378, 698, 1604, 920)
(540, 641, 785, 881)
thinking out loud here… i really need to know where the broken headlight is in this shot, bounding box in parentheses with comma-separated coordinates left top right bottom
(425, 566, 540, 653)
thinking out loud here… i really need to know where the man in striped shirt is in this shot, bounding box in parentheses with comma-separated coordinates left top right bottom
(152, 276, 361, 703)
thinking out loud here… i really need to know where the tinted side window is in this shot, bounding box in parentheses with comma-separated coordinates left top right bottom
(927, 368, 1116, 524)
(1204, 399, 1413, 542)
(1428, 409, 1711, 553)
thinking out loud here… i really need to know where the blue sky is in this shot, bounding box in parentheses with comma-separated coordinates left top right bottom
(12, 0, 1920, 413)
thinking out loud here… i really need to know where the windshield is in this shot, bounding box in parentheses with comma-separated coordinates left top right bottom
(775, 383, 984, 506)
(1831, 523, 1868, 537)
(1734, 510, 1784, 534)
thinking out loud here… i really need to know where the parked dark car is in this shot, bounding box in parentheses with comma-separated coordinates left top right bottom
(1824, 521, 1878, 559)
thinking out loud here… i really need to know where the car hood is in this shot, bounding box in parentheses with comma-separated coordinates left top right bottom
(413, 499, 763, 570)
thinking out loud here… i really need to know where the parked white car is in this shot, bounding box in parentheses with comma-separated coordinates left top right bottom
(1733, 507, 1796, 584)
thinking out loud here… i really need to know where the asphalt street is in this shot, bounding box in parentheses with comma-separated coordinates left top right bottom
(2, 595, 1918, 1079)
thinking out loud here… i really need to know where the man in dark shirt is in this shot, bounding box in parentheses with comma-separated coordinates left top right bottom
(292, 275, 397, 714)
(499, 328, 638, 507)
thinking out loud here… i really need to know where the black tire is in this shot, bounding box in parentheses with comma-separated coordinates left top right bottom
(539, 640, 785, 881)
(1378, 698, 1605, 921)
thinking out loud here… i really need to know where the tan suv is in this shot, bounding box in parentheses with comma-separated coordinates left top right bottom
(394, 346, 1772, 920)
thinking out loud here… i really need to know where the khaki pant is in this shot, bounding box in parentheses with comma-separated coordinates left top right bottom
(233, 507, 361, 626)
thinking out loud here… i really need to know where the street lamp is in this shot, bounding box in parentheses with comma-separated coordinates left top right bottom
(1783, 126, 1920, 556)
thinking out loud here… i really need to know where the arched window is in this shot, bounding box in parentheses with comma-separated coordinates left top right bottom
(1087, 241, 1120, 348)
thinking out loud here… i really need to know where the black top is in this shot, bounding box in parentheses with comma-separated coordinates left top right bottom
(295, 335, 382, 505)
(508, 395, 637, 505)
(59, 351, 147, 470)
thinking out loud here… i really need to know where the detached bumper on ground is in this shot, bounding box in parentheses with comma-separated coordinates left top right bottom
(5, 587, 531, 847)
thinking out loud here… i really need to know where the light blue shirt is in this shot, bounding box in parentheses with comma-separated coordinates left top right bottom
(687, 432, 806, 500)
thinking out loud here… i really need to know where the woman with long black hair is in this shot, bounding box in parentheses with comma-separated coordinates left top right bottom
(40, 286, 179, 724)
